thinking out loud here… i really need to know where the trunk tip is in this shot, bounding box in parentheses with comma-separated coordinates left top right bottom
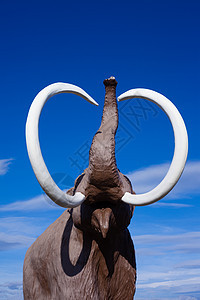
(103, 76, 118, 87)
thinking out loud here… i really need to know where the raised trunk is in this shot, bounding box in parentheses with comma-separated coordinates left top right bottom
(88, 77, 122, 189)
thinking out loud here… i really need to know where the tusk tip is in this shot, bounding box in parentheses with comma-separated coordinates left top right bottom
(91, 98, 99, 106)
(117, 96, 122, 102)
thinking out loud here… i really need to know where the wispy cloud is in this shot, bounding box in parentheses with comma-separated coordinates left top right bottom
(127, 160, 200, 201)
(137, 271, 200, 299)
(0, 159, 13, 175)
(154, 202, 193, 208)
(0, 194, 63, 212)
(0, 281, 23, 300)
(0, 217, 44, 236)
(138, 276, 200, 289)
(136, 268, 200, 299)
(175, 259, 200, 270)
(134, 231, 200, 245)
(0, 216, 52, 251)
(0, 232, 34, 251)
(134, 231, 200, 255)
(135, 230, 200, 299)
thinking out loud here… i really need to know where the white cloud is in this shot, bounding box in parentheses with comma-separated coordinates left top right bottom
(0, 216, 54, 251)
(136, 272, 200, 299)
(0, 217, 44, 236)
(0, 194, 63, 212)
(134, 231, 200, 245)
(134, 230, 200, 298)
(154, 202, 193, 208)
(136, 264, 200, 298)
(0, 232, 34, 251)
(0, 159, 13, 175)
(126, 160, 200, 201)
(0, 281, 23, 300)
(138, 276, 200, 289)
(175, 260, 200, 269)
(134, 231, 200, 256)
(137, 268, 200, 283)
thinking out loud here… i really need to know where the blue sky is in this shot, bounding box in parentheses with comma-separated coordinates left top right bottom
(0, 0, 200, 299)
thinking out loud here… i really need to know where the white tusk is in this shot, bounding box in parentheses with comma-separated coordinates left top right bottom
(118, 88, 188, 206)
(26, 82, 98, 208)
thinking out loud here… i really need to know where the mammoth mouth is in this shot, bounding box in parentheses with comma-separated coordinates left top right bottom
(90, 206, 116, 239)
(87, 201, 116, 210)
(77, 200, 133, 239)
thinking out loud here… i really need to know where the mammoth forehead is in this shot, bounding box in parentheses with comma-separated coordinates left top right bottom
(85, 187, 124, 204)
(86, 175, 133, 203)
(71, 170, 134, 204)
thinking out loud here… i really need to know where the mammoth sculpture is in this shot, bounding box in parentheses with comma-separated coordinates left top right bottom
(23, 77, 188, 299)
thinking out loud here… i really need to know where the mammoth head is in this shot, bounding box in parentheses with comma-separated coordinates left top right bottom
(26, 77, 188, 235)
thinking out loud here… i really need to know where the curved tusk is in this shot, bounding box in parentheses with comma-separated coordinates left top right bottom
(118, 88, 188, 206)
(26, 82, 99, 208)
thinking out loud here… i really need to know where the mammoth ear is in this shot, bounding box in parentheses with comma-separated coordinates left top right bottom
(118, 88, 188, 206)
(26, 82, 98, 208)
